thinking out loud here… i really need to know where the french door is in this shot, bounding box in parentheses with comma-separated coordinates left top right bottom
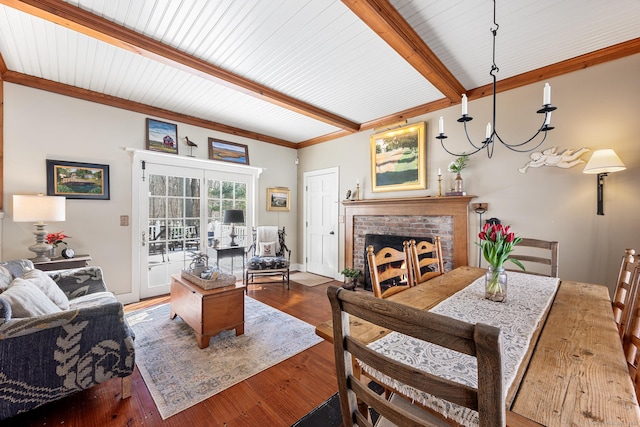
(133, 151, 260, 299)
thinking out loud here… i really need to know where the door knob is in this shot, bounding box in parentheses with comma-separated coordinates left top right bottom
(330, 231, 335, 235)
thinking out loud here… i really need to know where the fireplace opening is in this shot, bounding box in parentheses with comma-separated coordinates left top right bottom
(363, 234, 436, 292)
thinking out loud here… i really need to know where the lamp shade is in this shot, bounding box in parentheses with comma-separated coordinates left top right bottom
(13, 194, 66, 223)
(583, 149, 626, 174)
(223, 209, 244, 224)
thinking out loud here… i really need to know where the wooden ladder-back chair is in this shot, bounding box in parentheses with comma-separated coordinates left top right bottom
(613, 249, 638, 340)
(624, 275, 640, 403)
(507, 238, 559, 278)
(367, 243, 413, 299)
(408, 237, 445, 286)
(327, 285, 506, 427)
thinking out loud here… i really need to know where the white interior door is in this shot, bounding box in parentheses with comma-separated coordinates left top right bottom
(304, 167, 338, 278)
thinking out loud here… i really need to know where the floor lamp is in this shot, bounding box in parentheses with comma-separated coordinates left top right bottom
(13, 194, 66, 262)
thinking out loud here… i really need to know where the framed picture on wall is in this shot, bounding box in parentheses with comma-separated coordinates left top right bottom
(370, 122, 426, 192)
(46, 159, 110, 200)
(208, 138, 250, 165)
(267, 187, 290, 211)
(146, 118, 178, 154)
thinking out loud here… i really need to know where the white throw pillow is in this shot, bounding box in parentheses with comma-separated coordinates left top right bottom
(1, 278, 63, 318)
(259, 241, 276, 257)
(22, 268, 70, 310)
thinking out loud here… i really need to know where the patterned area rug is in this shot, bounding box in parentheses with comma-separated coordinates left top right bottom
(125, 297, 323, 420)
(290, 272, 333, 287)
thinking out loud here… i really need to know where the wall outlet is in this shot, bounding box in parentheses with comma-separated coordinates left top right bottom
(120, 215, 129, 226)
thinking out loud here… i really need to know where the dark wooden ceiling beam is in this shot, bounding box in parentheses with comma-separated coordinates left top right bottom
(1, 0, 359, 132)
(342, 0, 466, 101)
(1, 71, 297, 148)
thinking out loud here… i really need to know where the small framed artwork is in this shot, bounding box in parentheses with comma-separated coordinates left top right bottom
(46, 160, 110, 200)
(267, 187, 290, 211)
(370, 122, 427, 192)
(146, 118, 178, 154)
(208, 138, 249, 165)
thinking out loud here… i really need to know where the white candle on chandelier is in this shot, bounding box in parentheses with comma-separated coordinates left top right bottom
(485, 122, 492, 139)
(462, 94, 468, 115)
(438, 116, 444, 134)
(544, 112, 552, 126)
(543, 83, 551, 105)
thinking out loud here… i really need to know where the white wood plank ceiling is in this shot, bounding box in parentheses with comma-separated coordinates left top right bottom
(0, 0, 639, 146)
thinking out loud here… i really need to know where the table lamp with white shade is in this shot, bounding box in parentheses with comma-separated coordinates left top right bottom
(13, 194, 66, 261)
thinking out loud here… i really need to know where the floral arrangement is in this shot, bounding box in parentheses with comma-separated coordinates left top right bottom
(448, 153, 469, 174)
(478, 223, 524, 269)
(45, 231, 70, 248)
(478, 223, 524, 298)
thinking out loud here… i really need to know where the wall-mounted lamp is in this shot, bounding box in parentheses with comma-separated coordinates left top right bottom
(13, 194, 66, 261)
(583, 149, 626, 215)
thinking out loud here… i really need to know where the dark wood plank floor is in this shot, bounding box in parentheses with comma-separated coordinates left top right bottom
(0, 279, 342, 427)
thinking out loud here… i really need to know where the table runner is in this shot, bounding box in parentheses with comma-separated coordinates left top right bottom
(361, 271, 560, 426)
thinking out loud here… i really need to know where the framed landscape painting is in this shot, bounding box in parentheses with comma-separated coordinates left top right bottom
(267, 187, 290, 211)
(209, 138, 249, 165)
(46, 160, 110, 200)
(370, 122, 426, 192)
(146, 118, 178, 154)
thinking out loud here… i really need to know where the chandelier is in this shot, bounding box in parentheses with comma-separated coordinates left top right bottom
(437, 0, 557, 158)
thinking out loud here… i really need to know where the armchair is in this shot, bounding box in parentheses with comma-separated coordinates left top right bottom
(0, 260, 135, 420)
(244, 226, 291, 293)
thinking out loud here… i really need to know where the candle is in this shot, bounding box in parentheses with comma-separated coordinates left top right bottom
(438, 116, 444, 134)
(485, 122, 492, 139)
(462, 94, 468, 115)
(544, 112, 552, 126)
(543, 83, 551, 105)
(438, 168, 441, 176)
(356, 179, 359, 185)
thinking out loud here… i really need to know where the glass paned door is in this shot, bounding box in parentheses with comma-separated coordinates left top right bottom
(142, 164, 203, 298)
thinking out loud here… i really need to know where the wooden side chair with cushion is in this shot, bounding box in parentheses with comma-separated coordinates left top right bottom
(613, 249, 638, 340)
(408, 237, 445, 286)
(244, 226, 291, 293)
(367, 243, 413, 299)
(624, 280, 640, 403)
(507, 238, 559, 278)
(327, 285, 506, 427)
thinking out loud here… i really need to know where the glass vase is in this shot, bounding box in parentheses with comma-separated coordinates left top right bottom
(454, 173, 464, 193)
(485, 265, 507, 302)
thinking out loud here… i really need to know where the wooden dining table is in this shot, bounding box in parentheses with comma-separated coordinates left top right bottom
(315, 266, 640, 426)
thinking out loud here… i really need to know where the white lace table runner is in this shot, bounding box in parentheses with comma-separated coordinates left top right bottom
(361, 271, 560, 426)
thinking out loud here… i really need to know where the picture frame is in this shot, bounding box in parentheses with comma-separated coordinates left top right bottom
(46, 160, 110, 200)
(208, 138, 250, 165)
(146, 118, 178, 154)
(266, 187, 290, 211)
(370, 122, 426, 192)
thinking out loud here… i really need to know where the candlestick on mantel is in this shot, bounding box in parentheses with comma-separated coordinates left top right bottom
(437, 174, 442, 197)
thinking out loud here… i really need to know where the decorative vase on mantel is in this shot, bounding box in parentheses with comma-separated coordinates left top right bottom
(485, 265, 507, 302)
(454, 173, 464, 193)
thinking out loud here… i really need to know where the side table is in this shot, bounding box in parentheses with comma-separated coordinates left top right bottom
(170, 274, 245, 349)
(33, 254, 92, 271)
(210, 245, 245, 274)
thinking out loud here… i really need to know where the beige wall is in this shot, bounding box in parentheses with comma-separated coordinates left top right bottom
(297, 54, 640, 295)
(2, 84, 298, 300)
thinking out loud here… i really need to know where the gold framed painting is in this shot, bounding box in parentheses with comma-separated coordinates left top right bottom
(370, 122, 426, 192)
(267, 187, 290, 211)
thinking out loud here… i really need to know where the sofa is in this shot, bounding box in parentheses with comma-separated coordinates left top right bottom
(0, 259, 135, 420)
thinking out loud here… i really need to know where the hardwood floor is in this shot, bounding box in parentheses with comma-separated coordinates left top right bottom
(0, 280, 342, 427)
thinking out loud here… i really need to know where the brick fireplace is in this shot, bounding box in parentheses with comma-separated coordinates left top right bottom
(343, 196, 475, 277)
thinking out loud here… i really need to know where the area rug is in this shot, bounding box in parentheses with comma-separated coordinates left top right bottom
(290, 271, 333, 287)
(125, 297, 323, 419)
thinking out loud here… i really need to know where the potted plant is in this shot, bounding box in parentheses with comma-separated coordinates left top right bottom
(340, 268, 361, 290)
(447, 153, 469, 193)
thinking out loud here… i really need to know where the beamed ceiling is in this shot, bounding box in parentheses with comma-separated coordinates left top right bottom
(0, 0, 639, 149)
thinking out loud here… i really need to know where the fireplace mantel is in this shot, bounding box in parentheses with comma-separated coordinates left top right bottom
(343, 196, 475, 269)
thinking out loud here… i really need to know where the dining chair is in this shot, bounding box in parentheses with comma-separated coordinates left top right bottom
(506, 238, 559, 277)
(367, 243, 413, 299)
(407, 237, 445, 286)
(624, 288, 640, 403)
(327, 285, 505, 427)
(613, 249, 638, 340)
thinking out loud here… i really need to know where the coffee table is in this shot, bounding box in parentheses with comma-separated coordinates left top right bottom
(170, 274, 245, 349)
